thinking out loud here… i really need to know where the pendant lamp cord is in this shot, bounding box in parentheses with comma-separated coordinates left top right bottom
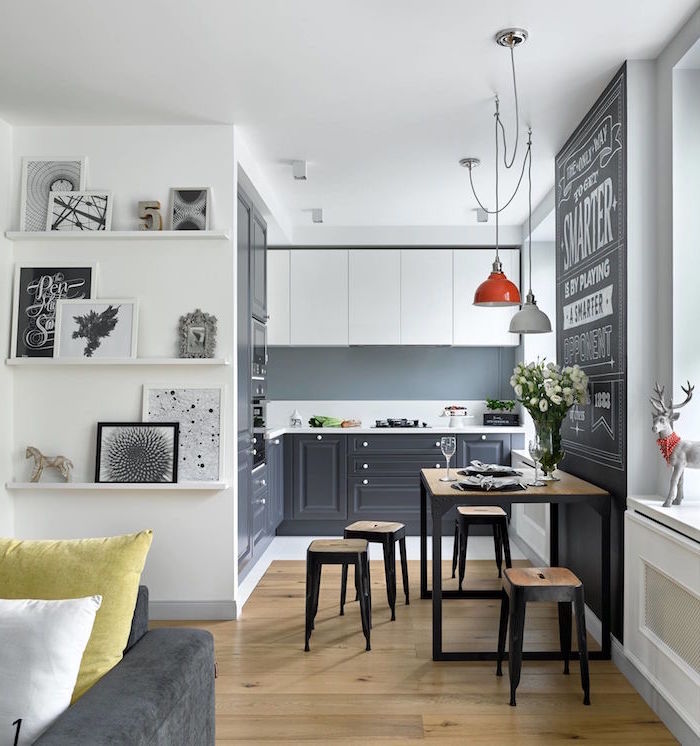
(527, 129, 533, 294)
(495, 98, 499, 261)
(498, 46, 519, 169)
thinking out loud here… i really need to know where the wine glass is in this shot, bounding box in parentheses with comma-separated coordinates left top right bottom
(439, 436, 457, 482)
(528, 435, 545, 487)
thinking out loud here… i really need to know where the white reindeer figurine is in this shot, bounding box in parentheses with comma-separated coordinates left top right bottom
(26, 446, 74, 483)
(650, 381, 699, 507)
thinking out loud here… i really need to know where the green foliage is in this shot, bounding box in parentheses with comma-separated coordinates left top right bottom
(485, 398, 516, 412)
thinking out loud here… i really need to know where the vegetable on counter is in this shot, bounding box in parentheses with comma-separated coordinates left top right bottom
(308, 416, 361, 428)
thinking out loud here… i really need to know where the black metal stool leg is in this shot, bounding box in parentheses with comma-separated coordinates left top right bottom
(496, 590, 510, 676)
(399, 535, 409, 605)
(310, 560, 321, 631)
(357, 554, 371, 651)
(451, 520, 459, 578)
(340, 563, 348, 616)
(305, 555, 314, 651)
(508, 589, 526, 706)
(492, 522, 503, 578)
(382, 537, 397, 621)
(558, 601, 572, 675)
(501, 517, 512, 569)
(458, 520, 468, 591)
(574, 586, 591, 705)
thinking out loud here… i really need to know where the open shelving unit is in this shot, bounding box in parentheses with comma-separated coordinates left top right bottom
(6, 481, 229, 491)
(5, 230, 231, 241)
(6, 357, 229, 366)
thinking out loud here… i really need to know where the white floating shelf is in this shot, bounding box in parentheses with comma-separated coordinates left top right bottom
(5, 230, 231, 241)
(6, 357, 229, 366)
(6, 481, 229, 491)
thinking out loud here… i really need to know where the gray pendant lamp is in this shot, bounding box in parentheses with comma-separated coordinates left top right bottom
(509, 131, 552, 335)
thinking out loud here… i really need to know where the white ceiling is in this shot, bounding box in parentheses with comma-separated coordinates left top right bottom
(1, 1, 697, 233)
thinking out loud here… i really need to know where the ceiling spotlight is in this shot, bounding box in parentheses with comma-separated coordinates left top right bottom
(311, 208, 323, 224)
(292, 160, 307, 180)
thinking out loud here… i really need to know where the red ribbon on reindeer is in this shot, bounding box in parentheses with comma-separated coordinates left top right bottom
(656, 431, 680, 464)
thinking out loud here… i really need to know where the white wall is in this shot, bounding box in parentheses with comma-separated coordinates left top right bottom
(0, 118, 13, 536)
(671, 69, 700, 497)
(8, 125, 238, 617)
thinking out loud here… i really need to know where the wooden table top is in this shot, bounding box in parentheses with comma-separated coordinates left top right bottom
(420, 467, 609, 498)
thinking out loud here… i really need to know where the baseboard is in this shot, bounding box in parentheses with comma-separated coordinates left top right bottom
(612, 637, 699, 745)
(149, 600, 237, 621)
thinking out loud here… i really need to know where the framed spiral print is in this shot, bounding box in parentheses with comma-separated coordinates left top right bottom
(169, 187, 211, 230)
(20, 157, 87, 231)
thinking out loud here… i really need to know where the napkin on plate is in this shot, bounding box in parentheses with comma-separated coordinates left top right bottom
(459, 460, 522, 477)
(452, 474, 526, 491)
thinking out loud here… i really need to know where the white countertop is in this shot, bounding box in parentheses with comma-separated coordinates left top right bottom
(627, 495, 700, 544)
(264, 425, 526, 440)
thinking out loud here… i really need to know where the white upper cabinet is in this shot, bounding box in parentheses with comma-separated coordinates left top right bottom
(349, 249, 400, 345)
(290, 250, 349, 346)
(267, 249, 290, 346)
(400, 249, 453, 345)
(453, 248, 521, 347)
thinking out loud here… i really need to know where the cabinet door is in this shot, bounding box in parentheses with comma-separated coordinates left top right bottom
(237, 442, 252, 569)
(267, 250, 290, 346)
(250, 208, 268, 322)
(267, 437, 284, 531)
(457, 435, 511, 467)
(349, 249, 400, 344)
(453, 249, 520, 346)
(252, 464, 268, 547)
(291, 250, 349, 345)
(400, 249, 453, 345)
(348, 476, 420, 523)
(292, 435, 347, 519)
(237, 192, 252, 434)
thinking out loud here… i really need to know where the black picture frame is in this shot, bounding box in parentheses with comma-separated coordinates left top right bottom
(95, 422, 180, 484)
(11, 263, 96, 358)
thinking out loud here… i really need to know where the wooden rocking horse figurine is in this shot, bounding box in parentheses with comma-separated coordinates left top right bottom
(650, 381, 700, 507)
(26, 446, 74, 483)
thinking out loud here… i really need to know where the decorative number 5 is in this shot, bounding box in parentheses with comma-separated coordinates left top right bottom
(138, 201, 163, 231)
(13, 719, 22, 746)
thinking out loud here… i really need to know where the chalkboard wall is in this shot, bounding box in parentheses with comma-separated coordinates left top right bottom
(555, 64, 627, 641)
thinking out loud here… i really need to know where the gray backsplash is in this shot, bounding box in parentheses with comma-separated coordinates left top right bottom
(267, 346, 518, 401)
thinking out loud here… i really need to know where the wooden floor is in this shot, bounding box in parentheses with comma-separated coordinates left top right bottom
(156, 559, 675, 744)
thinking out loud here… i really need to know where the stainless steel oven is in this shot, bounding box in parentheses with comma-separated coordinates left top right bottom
(252, 319, 267, 379)
(252, 397, 266, 469)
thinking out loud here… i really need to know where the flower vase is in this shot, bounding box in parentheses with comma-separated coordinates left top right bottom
(535, 420, 564, 481)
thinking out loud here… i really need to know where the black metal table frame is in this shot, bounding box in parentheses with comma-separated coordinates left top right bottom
(419, 471, 611, 662)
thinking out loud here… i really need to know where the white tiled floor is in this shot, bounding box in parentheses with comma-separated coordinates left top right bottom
(237, 533, 525, 612)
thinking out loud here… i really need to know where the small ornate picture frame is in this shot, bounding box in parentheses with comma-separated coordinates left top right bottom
(178, 309, 217, 358)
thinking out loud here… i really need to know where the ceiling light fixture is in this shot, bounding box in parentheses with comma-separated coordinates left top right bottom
(292, 160, 307, 180)
(462, 28, 537, 308)
(311, 208, 323, 224)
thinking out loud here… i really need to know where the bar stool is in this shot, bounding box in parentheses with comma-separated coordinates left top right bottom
(305, 539, 372, 652)
(451, 506, 511, 589)
(340, 520, 409, 621)
(496, 566, 590, 706)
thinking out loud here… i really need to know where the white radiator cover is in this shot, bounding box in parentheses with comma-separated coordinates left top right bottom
(624, 509, 700, 738)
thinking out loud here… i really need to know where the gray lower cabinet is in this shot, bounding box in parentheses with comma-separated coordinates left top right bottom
(458, 434, 511, 466)
(292, 435, 347, 520)
(237, 443, 253, 569)
(267, 437, 284, 531)
(252, 464, 268, 547)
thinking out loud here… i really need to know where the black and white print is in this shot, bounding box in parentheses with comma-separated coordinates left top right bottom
(11, 264, 96, 358)
(170, 187, 211, 230)
(54, 299, 138, 359)
(47, 191, 112, 231)
(143, 386, 224, 481)
(96, 423, 179, 483)
(20, 157, 87, 231)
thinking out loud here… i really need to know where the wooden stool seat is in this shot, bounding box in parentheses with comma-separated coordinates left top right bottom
(497, 565, 590, 707)
(308, 538, 368, 553)
(505, 566, 581, 588)
(342, 519, 409, 621)
(344, 520, 405, 533)
(305, 540, 371, 652)
(457, 505, 506, 517)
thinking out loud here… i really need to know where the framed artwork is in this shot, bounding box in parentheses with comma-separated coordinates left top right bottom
(96, 422, 179, 483)
(169, 187, 211, 230)
(11, 263, 97, 358)
(20, 156, 87, 231)
(54, 299, 138, 359)
(178, 308, 217, 358)
(47, 191, 113, 232)
(142, 385, 225, 481)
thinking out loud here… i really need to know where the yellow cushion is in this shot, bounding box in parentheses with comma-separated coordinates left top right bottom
(0, 530, 152, 700)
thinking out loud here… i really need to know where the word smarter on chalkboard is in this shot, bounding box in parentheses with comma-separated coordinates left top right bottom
(555, 64, 626, 477)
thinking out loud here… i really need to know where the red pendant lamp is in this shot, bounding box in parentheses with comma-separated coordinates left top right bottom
(473, 255, 521, 306)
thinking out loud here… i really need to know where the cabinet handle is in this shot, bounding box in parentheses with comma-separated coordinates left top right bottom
(435, 441, 440, 447)
(260, 479, 266, 487)
(256, 497, 266, 505)
(253, 436, 258, 444)
(363, 479, 368, 485)
(481, 435, 487, 441)
(362, 441, 368, 447)
(435, 463, 441, 468)
(363, 463, 368, 469)
(274, 439, 280, 445)
(253, 449, 257, 455)
(316, 435, 322, 440)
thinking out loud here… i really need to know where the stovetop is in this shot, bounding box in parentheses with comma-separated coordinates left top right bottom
(374, 418, 428, 429)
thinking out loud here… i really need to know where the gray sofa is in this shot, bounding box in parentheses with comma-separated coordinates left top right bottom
(35, 586, 215, 745)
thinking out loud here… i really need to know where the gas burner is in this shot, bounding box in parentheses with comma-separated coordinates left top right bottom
(374, 418, 428, 429)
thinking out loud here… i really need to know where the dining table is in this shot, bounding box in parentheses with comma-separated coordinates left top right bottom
(419, 466, 611, 662)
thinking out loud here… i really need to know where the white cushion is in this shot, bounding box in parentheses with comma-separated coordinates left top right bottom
(0, 595, 102, 745)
